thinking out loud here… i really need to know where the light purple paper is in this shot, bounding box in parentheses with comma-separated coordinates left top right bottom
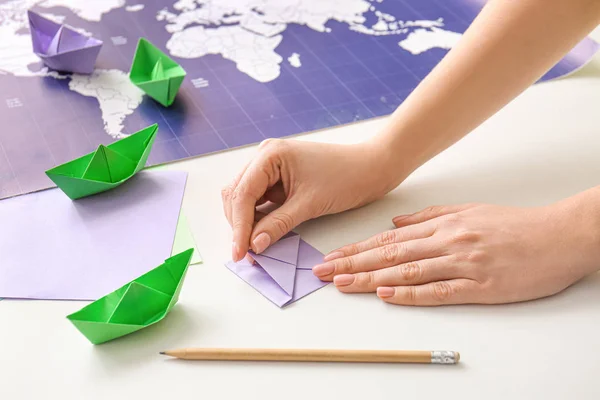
(0, 170, 187, 300)
(251, 252, 297, 296)
(225, 233, 329, 307)
(257, 234, 300, 265)
(28, 10, 102, 74)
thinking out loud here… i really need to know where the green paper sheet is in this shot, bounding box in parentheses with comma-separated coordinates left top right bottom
(45, 124, 158, 200)
(147, 164, 202, 265)
(172, 212, 202, 265)
(129, 38, 186, 107)
(67, 249, 194, 345)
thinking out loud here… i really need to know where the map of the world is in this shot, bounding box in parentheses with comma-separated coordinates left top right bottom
(1, 0, 598, 199)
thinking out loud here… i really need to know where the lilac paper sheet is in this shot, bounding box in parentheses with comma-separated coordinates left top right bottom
(225, 234, 329, 307)
(0, 170, 187, 300)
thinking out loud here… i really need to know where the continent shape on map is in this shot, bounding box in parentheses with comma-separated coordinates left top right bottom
(69, 70, 144, 138)
(0, 0, 146, 137)
(125, 4, 144, 12)
(1, 0, 464, 138)
(167, 25, 284, 83)
(399, 27, 463, 55)
(288, 53, 301, 68)
(161, 0, 463, 83)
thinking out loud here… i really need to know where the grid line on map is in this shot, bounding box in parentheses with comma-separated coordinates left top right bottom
(14, 76, 59, 193)
(122, 8, 269, 155)
(0, 140, 22, 196)
(433, 0, 473, 23)
(166, 84, 229, 150)
(196, 54, 322, 143)
(283, 27, 379, 121)
(188, 57, 269, 146)
(277, 63, 343, 128)
(4, 85, 31, 196)
(283, 18, 426, 118)
(160, 56, 256, 152)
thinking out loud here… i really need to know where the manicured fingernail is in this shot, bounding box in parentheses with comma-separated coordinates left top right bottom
(252, 232, 271, 254)
(324, 251, 344, 262)
(232, 242, 241, 262)
(392, 215, 408, 224)
(377, 287, 395, 298)
(312, 263, 334, 277)
(334, 274, 355, 286)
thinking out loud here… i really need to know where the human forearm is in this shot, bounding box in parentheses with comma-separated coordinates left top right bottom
(224, 0, 600, 259)
(552, 185, 600, 276)
(372, 0, 600, 185)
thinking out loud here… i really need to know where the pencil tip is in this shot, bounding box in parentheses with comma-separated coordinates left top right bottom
(159, 351, 165, 355)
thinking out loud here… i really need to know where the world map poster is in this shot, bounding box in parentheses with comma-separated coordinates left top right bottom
(0, 0, 598, 199)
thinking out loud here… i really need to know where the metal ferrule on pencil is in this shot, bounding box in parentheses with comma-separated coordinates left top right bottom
(431, 351, 460, 364)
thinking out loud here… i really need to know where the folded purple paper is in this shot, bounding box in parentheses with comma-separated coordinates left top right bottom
(225, 233, 329, 307)
(28, 10, 102, 74)
(0, 170, 187, 300)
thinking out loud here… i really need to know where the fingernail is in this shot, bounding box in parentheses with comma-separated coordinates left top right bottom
(333, 274, 355, 286)
(232, 242, 241, 262)
(312, 263, 334, 277)
(324, 251, 344, 262)
(377, 287, 395, 298)
(392, 215, 408, 224)
(252, 232, 271, 254)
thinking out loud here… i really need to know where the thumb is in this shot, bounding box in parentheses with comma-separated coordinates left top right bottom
(249, 197, 311, 254)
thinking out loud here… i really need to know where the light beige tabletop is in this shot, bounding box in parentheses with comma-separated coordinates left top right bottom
(2, 29, 600, 400)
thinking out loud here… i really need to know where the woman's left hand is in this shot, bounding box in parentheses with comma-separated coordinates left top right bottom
(312, 202, 600, 306)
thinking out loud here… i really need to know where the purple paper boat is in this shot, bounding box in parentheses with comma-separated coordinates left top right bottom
(28, 10, 102, 74)
(225, 233, 329, 307)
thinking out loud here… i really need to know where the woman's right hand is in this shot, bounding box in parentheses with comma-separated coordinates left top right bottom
(222, 138, 408, 262)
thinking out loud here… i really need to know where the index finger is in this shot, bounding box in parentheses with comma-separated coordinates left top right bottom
(231, 158, 280, 261)
(324, 222, 436, 262)
(377, 279, 478, 306)
(222, 161, 251, 227)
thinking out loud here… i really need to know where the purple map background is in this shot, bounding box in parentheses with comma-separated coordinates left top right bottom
(0, 0, 598, 199)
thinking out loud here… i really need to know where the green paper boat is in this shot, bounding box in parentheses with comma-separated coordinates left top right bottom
(67, 248, 194, 345)
(45, 124, 158, 200)
(129, 38, 186, 107)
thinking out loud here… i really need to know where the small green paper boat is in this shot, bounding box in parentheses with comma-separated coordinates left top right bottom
(67, 248, 194, 345)
(129, 38, 186, 107)
(45, 124, 158, 200)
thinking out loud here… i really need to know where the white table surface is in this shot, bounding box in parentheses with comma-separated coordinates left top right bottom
(3, 29, 600, 400)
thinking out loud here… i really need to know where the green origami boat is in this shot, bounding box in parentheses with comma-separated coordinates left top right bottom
(67, 248, 194, 345)
(129, 38, 186, 107)
(45, 123, 158, 200)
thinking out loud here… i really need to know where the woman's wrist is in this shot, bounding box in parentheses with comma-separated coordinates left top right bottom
(552, 188, 600, 277)
(360, 132, 417, 194)
(364, 119, 432, 189)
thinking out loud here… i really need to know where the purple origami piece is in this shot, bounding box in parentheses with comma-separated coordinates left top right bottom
(28, 10, 102, 74)
(225, 233, 329, 307)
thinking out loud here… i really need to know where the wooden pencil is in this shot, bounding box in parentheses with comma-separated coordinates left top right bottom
(159, 348, 460, 364)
